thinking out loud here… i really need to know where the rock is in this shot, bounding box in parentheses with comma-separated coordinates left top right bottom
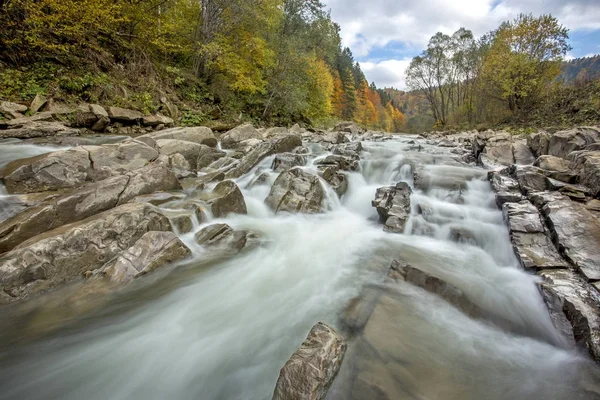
(536, 192, 600, 281)
(194, 223, 258, 255)
(546, 179, 590, 201)
(568, 151, 600, 197)
(539, 269, 600, 360)
(372, 182, 412, 233)
(478, 131, 514, 167)
(132, 192, 184, 206)
(0, 121, 78, 139)
(159, 97, 179, 118)
(512, 140, 536, 165)
(513, 165, 549, 194)
(502, 201, 567, 270)
(196, 147, 227, 169)
(548, 127, 600, 159)
(29, 94, 47, 114)
(227, 134, 302, 178)
(322, 131, 349, 145)
(265, 168, 325, 214)
(0, 101, 27, 119)
(142, 113, 174, 127)
(318, 166, 348, 197)
(198, 180, 247, 217)
(332, 142, 362, 157)
(488, 170, 522, 206)
(83, 140, 159, 180)
(89, 104, 108, 118)
(107, 106, 143, 122)
(91, 116, 110, 132)
(0, 165, 180, 254)
(528, 130, 550, 157)
(170, 215, 193, 233)
(272, 153, 306, 172)
(102, 231, 190, 284)
(334, 121, 360, 135)
(72, 111, 99, 128)
(140, 126, 218, 147)
(155, 139, 211, 170)
(587, 199, 600, 213)
(2, 112, 54, 128)
(272, 322, 346, 400)
(263, 127, 288, 139)
(534, 155, 578, 183)
(0, 203, 171, 303)
(315, 155, 358, 171)
(220, 123, 262, 149)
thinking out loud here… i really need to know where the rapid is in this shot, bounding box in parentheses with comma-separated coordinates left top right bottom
(0, 135, 598, 400)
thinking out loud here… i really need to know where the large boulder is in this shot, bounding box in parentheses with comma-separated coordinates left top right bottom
(1, 112, 54, 129)
(0, 101, 27, 119)
(198, 180, 247, 217)
(141, 114, 174, 127)
(479, 132, 514, 167)
(272, 322, 346, 400)
(156, 139, 215, 170)
(315, 155, 358, 171)
(502, 201, 566, 270)
(535, 192, 600, 281)
(488, 169, 522, 206)
(548, 127, 600, 159)
(196, 147, 227, 169)
(534, 155, 578, 183)
(226, 134, 302, 178)
(334, 121, 360, 135)
(265, 168, 325, 214)
(568, 150, 600, 197)
(0, 165, 180, 254)
(139, 126, 218, 147)
(539, 269, 600, 361)
(512, 165, 549, 194)
(220, 123, 262, 149)
(101, 231, 190, 284)
(0, 202, 171, 304)
(512, 140, 536, 165)
(528, 130, 550, 157)
(318, 165, 348, 197)
(372, 182, 412, 233)
(321, 131, 349, 145)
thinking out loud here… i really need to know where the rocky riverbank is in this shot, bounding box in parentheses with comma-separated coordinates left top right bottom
(1, 110, 600, 399)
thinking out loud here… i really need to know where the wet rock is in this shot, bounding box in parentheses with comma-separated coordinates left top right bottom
(536, 193, 600, 281)
(318, 165, 348, 197)
(321, 131, 349, 145)
(502, 201, 567, 270)
(488, 169, 522, 206)
(194, 223, 258, 255)
(568, 151, 600, 197)
(0, 165, 180, 254)
(199, 180, 247, 217)
(316, 155, 358, 171)
(0, 202, 171, 304)
(139, 126, 218, 147)
(170, 215, 193, 234)
(102, 231, 190, 284)
(155, 139, 212, 170)
(0, 121, 79, 139)
(539, 269, 600, 360)
(478, 131, 514, 167)
(227, 134, 302, 179)
(272, 153, 306, 172)
(334, 121, 360, 135)
(265, 168, 325, 214)
(272, 322, 346, 400)
(332, 142, 362, 158)
(513, 165, 549, 194)
(372, 182, 412, 233)
(548, 127, 600, 159)
(107, 106, 143, 123)
(220, 123, 262, 149)
(512, 140, 536, 165)
(546, 179, 590, 201)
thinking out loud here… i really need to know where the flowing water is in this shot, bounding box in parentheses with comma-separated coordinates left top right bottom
(0, 136, 598, 400)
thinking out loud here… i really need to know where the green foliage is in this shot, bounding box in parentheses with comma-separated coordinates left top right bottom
(180, 110, 208, 126)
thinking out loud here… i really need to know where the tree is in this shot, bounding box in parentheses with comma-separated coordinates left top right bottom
(481, 13, 570, 114)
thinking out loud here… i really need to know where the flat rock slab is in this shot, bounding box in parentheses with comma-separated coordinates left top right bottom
(272, 322, 346, 400)
(539, 269, 600, 361)
(102, 231, 190, 284)
(539, 193, 600, 281)
(0, 202, 171, 304)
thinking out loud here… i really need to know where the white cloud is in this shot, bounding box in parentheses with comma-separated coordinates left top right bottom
(323, 0, 600, 87)
(360, 59, 412, 90)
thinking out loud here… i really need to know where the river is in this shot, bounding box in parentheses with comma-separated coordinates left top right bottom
(0, 135, 597, 400)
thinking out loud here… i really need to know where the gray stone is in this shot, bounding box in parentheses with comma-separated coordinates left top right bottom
(89, 104, 108, 118)
(220, 123, 262, 149)
(107, 106, 143, 122)
(334, 121, 360, 135)
(142, 114, 174, 127)
(170, 215, 193, 234)
(194, 223, 258, 255)
(140, 126, 218, 147)
(272, 322, 346, 400)
(568, 150, 600, 197)
(102, 231, 190, 284)
(372, 182, 412, 233)
(528, 130, 550, 157)
(265, 168, 325, 214)
(0, 101, 27, 119)
(198, 181, 247, 217)
(0, 202, 171, 304)
(29, 94, 47, 114)
(316, 155, 358, 171)
(512, 140, 536, 165)
(513, 165, 549, 194)
(548, 127, 600, 159)
(0, 121, 79, 139)
(272, 153, 306, 172)
(534, 155, 578, 183)
(155, 139, 210, 170)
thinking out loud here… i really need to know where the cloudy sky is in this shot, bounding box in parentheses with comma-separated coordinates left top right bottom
(323, 0, 600, 90)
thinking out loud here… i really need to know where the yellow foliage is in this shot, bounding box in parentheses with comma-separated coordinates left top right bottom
(304, 57, 334, 122)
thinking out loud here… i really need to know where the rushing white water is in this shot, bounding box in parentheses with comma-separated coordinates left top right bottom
(0, 135, 597, 400)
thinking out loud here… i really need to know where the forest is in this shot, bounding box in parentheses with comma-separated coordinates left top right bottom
(0, 0, 405, 131)
(403, 14, 600, 133)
